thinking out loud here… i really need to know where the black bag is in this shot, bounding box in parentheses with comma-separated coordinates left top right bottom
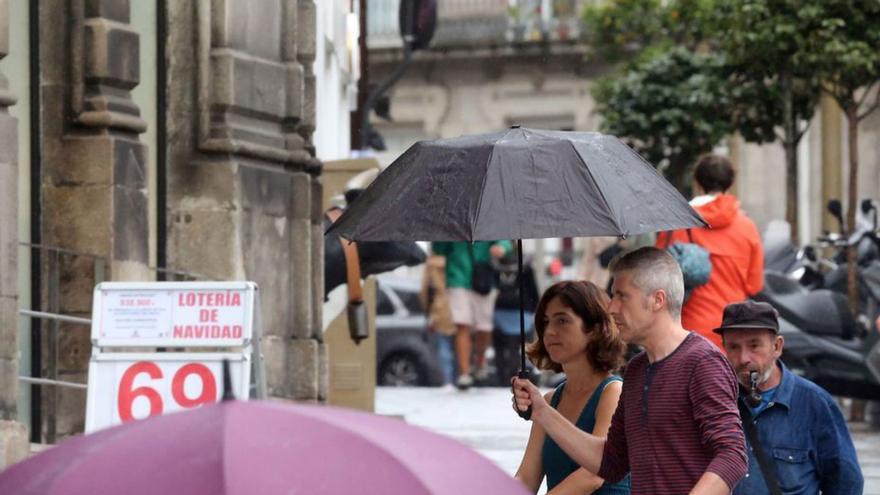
(472, 263, 495, 295)
(468, 244, 495, 296)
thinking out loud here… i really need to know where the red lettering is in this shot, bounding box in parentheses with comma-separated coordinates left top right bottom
(233, 326, 242, 338)
(117, 362, 163, 422)
(171, 363, 217, 408)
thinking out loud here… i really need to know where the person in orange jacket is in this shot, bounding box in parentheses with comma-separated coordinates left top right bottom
(657, 154, 764, 349)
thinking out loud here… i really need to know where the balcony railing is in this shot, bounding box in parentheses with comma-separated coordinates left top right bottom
(367, 0, 589, 51)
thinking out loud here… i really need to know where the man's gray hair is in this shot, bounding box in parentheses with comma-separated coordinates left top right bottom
(609, 246, 685, 318)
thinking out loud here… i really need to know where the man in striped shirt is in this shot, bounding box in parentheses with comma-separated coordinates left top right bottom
(514, 247, 747, 494)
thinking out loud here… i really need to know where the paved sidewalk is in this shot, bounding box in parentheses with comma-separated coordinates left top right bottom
(377, 386, 532, 475)
(377, 386, 880, 494)
(852, 422, 880, 494)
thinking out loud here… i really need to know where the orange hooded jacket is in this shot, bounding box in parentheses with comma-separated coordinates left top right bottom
(658, 194, 764, 349)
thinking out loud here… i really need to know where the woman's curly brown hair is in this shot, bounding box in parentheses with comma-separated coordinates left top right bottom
(526, 280, 626, 373)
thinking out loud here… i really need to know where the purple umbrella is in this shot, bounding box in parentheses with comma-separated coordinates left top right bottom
(0, 400, 529, 495)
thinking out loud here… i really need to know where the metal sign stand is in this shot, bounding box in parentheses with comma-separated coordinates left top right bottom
(250, 291, 267, 399)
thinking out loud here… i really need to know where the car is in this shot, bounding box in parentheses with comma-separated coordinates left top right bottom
(375, 277, 444, 387)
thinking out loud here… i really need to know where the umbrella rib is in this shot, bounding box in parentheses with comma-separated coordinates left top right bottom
(471, 140, 498, 242)
(567, 139, 627, 236)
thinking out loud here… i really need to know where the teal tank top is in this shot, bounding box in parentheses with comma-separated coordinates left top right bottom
(541, 376, 631, 494)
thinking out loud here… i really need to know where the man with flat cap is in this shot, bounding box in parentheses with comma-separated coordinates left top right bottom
(715, 300, 863, 495)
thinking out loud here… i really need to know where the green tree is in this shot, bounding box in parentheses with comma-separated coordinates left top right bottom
(592, 48, 733, 191)
(582, 0, 714, 61)
(714, 0, 824, 243)
(803, 1, 880, 312)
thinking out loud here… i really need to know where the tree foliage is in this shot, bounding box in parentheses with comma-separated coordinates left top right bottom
(800, 1, 880, 116)
(713, 0, 823, 144)
(592, 48, 733, 191)
(582, 0, 715, 61)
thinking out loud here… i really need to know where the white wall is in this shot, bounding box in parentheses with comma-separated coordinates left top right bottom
(314, 0, 359, 161)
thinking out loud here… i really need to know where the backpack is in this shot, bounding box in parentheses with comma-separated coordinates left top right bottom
(662, 230, 711, 301)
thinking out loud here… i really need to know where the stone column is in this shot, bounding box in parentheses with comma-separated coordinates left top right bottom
(40, 0, 148, 439)
(166, 0, 322, 402)
(0, 0, 30, 467)
(311, 175, 327, 401)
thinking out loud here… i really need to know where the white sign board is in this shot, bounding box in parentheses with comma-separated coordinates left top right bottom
(91, 282, 257, 347)
(85, 353, 251, 432)
(86, 281, 266, 433)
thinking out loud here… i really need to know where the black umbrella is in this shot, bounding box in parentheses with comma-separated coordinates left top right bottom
(327, 127, 707, 416)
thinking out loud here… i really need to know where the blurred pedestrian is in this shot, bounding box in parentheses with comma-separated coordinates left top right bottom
(579, 234, 656, 295)
(492, 252, 540, 386)
(514, 280, 630, 494)
(716, 301, 863, 495)
(419, 255, 457, 385)
(513, 247, 747, 494)
(658, 154, 763, 349)
(431, 241, 511, 390)
(577, 237, 619, 290)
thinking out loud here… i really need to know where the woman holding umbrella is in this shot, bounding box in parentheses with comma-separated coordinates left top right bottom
(514, 281, 630, 494)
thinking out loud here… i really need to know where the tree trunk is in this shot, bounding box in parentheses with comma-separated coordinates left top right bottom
(783, 139, 799, 244)
(845, 104, 860, 316)
(782, 77, 800, 245)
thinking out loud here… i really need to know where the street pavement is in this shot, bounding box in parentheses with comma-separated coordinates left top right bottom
(377, 386, 880, 494)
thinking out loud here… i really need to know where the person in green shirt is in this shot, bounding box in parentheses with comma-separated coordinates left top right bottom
(431, 241, 511, 390)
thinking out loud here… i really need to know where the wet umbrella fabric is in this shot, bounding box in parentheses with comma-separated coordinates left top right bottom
(0, 400, 529, 495)
(326, 127, 706, 242)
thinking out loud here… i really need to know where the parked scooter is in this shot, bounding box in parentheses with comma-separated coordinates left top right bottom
(757, 199, 880, 401)
(813, 199, 880, 319)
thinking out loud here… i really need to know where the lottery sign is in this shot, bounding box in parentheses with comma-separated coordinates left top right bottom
(91, 282, 256, 347)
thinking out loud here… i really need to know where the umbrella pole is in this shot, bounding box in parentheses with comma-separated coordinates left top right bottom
(518, 239, 526, 373)
(516, 239, 532, 420)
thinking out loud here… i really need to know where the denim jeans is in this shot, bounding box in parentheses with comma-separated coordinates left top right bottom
(436, 333, 455, 385)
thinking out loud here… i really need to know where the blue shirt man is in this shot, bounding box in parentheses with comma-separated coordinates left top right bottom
(715, 301, 863, 495)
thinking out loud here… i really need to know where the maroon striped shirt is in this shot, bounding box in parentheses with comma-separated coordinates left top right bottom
(598, 332, 747, 494)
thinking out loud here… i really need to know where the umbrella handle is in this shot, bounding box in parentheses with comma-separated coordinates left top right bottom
(516, 369, 532, 421)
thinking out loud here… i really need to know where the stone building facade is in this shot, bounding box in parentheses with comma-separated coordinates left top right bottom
(0, 0, 326, 465)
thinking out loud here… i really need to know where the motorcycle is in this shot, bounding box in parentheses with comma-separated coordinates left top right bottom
(757, 198, 880, 401)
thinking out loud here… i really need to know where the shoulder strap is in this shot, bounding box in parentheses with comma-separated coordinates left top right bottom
(737, 400, 783, 495)
(326, 209, 363, 302)
(550, 382, 564, 408)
